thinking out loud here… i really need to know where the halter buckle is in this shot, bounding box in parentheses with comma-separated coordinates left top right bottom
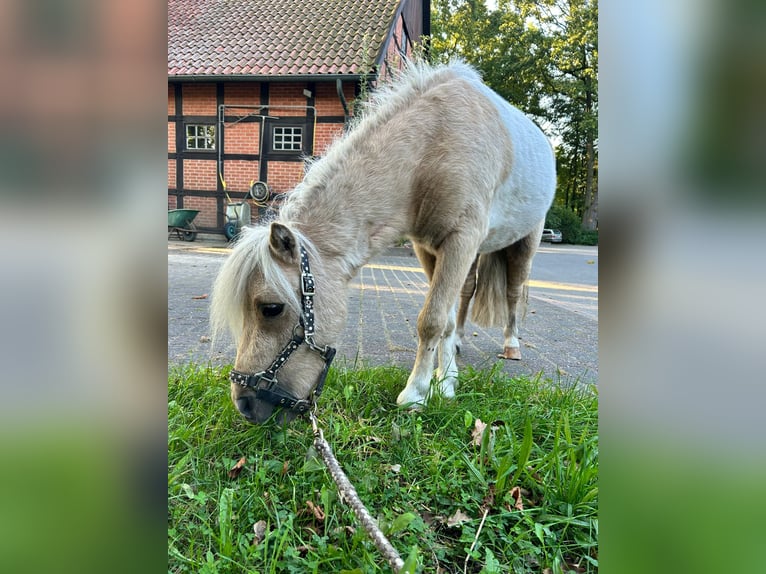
(301, 272, 316, 296)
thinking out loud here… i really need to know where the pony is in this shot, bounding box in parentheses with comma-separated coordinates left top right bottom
(211, 60, 555, 424)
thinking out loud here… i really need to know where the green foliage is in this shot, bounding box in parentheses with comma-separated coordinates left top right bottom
(577, 230, 599, 245)
(545, 204, 582, 243)
(431, 0, 598, 227)
(168, 363, 598, 572)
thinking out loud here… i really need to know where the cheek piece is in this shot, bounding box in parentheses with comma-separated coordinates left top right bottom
(229, 245, 336, 414)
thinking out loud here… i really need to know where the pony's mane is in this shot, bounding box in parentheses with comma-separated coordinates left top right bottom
(210, 225, 319, 345)
(280, 58, 482, 220)
(349, 58, 481, 137)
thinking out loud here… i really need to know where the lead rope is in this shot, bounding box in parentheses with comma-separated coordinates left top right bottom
(309, 408, 405, 572)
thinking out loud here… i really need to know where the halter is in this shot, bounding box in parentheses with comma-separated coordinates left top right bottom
(229, 245, 336, 414)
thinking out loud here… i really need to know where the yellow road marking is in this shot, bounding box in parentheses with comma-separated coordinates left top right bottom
(364, 264, 597, 293)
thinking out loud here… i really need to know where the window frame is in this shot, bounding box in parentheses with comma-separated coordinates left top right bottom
(184, 123, 216, 151)
(271, 125, 304, 153)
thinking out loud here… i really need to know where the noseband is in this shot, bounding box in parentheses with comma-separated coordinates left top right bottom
(229, 245, 336, 414)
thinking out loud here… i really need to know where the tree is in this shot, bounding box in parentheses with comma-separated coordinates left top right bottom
(431, 0, 598, 229)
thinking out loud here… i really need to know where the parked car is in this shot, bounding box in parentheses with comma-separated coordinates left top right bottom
(541, 228, 563, 243)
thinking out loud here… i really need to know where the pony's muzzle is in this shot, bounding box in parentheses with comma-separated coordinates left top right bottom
(233, 391, 297, 425)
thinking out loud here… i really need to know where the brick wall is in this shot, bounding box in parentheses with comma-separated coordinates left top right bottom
(269, 84, 309, 116)
(223, 121, 260, 155)
(168, 122, 176, 154)
(224, 83, 260, 106)
(168, 84, 175, 115)
(182, 84, 216, 116)
(267, 161, 306, 195)
(222, 159, 260, 193)
(315, 82, 355, 116)
(179, 196, 218, 228)
(168, 159, 176, 188)
(313, 123, 345, 156)
(183, 159, 217, 190)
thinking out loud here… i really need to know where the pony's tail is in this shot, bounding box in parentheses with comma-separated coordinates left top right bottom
(470, 251, 508, 328)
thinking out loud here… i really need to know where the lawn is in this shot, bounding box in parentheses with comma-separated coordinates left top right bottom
(168, 362, 598, 573)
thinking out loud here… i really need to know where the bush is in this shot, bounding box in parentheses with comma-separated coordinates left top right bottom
(578, 229, 599, 245)
(545, 205, 581, 243)
(544, 205, 598, 245)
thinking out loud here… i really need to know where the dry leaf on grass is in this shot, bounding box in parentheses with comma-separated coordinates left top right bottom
(252, 520, 267, 545)
(191, 294, 208, 299)
(471, 418, 487, 446)
(421, 511, 447, 527)
(305, 500, 325, 521)
(227, 456, 247, 479)
(564, 559, 586, 573)
(446, 509, 472, 527)
(388, 464, 401, 473)
(508, 486, 524, 511)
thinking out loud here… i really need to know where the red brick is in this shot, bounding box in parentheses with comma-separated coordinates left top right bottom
(182, 84, 217, 116)
(168, 85, 175, 116)
(183, 159, 217, 190)
(168, 159, 177, 188)
(168, 122, 176, 153)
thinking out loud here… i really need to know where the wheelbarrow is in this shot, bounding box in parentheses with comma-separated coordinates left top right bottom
(168, 209, 200, 241)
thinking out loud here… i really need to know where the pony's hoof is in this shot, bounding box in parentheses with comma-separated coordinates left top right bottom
(396, 390, 426, 409)
(402, 402, 424, 412)
(498, 346, 521, 360)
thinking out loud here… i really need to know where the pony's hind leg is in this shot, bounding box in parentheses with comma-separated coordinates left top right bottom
(498, 227, 542, 360)
(456, 256, 478, 354)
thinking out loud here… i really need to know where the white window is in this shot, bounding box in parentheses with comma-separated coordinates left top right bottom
(273, 126, 303, 152)
(186, 124, 216, 150)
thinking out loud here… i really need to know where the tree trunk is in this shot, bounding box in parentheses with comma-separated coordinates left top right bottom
(581, 137, 597, 229)
(581, 86, 597, 230)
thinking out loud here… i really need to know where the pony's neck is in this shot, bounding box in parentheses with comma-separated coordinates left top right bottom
(280, 160, 408, 281)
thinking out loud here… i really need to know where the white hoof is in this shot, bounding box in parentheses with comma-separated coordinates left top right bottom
(438, 376, 457, 399)
(396, 388, 426, 408)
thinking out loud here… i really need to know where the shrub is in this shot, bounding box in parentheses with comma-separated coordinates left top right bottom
(545, 205, 582, 244)
(578, 229, 599, 245)
(544, 205, 598, 245)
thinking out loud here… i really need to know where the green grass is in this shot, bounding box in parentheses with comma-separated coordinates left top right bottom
(168, 362, 598, 573)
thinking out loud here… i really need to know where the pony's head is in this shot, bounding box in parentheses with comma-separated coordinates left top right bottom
(211, 222, 347, 424)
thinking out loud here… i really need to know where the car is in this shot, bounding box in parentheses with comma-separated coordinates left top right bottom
(541, 228, 563, 243)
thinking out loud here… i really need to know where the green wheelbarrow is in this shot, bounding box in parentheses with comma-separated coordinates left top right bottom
(168, 209, 200, 241)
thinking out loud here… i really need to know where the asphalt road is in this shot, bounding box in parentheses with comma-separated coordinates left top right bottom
(168, 239, 597, 387)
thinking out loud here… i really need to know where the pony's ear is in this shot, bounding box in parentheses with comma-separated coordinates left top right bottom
(268, 222, 298, 264)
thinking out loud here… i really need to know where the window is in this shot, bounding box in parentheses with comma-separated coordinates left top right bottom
(272, 126, 303, 152)
(186, 124, 216, 150)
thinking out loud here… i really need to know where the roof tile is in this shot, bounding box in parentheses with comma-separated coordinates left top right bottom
(168, 0, 402, 78)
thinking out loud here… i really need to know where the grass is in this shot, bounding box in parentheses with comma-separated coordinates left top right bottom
(168, 362, 598, 573)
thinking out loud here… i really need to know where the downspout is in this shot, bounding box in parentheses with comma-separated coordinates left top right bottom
(336, 78, 351, 125)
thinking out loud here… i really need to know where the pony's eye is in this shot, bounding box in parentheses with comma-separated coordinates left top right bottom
(260, 303, 284, 318)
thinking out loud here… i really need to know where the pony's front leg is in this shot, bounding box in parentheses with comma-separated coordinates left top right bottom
(398, 311, 459, 406)
(397, 237, 478, 407)
(397, 338, 438, 407)
(436, 304, 459, 398)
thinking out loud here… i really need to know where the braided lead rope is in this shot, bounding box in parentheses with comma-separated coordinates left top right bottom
(310, 411, 405, 573)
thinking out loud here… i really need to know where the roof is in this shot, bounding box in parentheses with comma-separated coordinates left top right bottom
(168, 0, 403, 79)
